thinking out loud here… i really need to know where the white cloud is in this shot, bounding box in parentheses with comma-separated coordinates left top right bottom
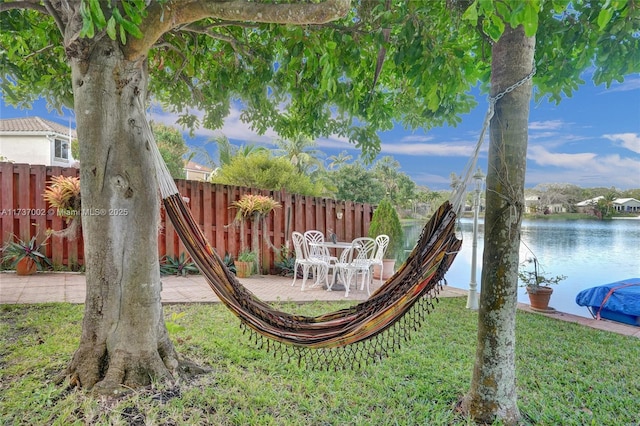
(603, 133, 640, 154)
(411, 172, 453, 187)
(526, 146, 640, 189)
(528, 146, 597, 167)
(600, 77, 640, 93)
(380, 142, 480, 157)
(399, 134, 435, 143)
(528, 120, 566, 131)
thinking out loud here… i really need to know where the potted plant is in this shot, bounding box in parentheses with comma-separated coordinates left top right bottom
(1, 232, 52, 275)
(235, 249, 258, 278)
(518, 257, 566, 311)
(368, 198, 404, 280)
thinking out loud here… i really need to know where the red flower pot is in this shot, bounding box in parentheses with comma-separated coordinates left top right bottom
(527, 286, 553, 311)
(16, 257, 37, 275)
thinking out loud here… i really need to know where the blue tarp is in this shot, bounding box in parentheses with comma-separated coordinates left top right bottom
(575, 278, 640, 325)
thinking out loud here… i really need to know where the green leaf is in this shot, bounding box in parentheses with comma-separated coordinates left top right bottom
(522, 2, 539, 36)
(106, 16, 116, 40)
(89, 0, 107, 28)
(597, 8, 614, 30)
(122, 0, 143, 25)
(119, 24, 127, 45)
(80, 19, 95, 39)
(426, 85, 439, 112)
(482, 15, 504, 41)
(119, 19, 144, 39)
(462, 2, 478, 25)
(551, 0, 571, 13)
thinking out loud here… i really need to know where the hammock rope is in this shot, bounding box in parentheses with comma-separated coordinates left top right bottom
(136, 62, 533, 365)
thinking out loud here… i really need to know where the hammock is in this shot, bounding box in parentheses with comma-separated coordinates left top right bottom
(163, 192, 460, 367)
(139, 94, 478, 367)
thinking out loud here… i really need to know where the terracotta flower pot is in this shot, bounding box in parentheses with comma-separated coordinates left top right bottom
(373, 259, 396, 280)
(16, 257, 37, 275)
(235, 261, 253, 278)
(527, 285, 553, 311)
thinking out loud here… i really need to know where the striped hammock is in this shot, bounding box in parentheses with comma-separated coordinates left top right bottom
(140, 97, 468, 368)
(163, 193, 460, 367)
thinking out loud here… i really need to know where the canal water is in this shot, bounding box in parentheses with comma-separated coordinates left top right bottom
(403, 217, 640, 318)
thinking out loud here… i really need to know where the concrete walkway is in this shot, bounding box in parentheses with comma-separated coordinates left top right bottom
(1, 271, 638, 338)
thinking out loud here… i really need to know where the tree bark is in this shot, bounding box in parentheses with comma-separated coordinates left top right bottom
(64, 37, 180, 393)
(460, 25, 535, 425)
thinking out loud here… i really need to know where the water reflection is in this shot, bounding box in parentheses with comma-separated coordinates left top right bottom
(403, 218, 640, 318)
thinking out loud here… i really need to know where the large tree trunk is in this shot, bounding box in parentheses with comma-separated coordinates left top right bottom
(460, 25, 535, 425)
(64, 37, 180, 394)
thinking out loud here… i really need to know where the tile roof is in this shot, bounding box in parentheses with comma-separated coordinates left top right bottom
(185, 161, 213, 172)
(0, 117, 76, 137)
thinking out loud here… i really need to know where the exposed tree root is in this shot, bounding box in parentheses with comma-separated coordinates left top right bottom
(62, 342, 210, 395)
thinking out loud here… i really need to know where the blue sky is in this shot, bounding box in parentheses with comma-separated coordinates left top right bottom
(2, 72, 639, 190)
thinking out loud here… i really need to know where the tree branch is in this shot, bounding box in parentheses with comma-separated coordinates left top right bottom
(185, 0, 351, 25)
(180, 23, 251, 59)
(23, 43, 55, 60)
(0, 0, 47, 14)
(44, 1, 65, 36)
(125, 0, 351, 59)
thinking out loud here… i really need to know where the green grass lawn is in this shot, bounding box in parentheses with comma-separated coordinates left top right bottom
(1, 298, 638, 425)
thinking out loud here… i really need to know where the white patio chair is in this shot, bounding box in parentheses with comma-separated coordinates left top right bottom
(291, 232, 329, 291)
(304, 230, 338, 263)
(303, 230, 337, 285)
(372, 234, 389, 286)
(335, 237, 376, 296)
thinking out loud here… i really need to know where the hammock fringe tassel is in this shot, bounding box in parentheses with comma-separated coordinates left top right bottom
(163, 194, 461, 369)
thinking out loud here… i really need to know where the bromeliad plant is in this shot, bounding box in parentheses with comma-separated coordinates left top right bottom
(231, 194, 281, 274)
(274, 246, 297, 277)
(223, 252, 237, 275)
(1, 231, 52, 272)
(232, 194, 281, 221)
(160, 253, 199, 277)
(42, 175, 82, 239)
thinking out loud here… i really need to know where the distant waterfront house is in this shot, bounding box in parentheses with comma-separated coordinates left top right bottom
(524, 195, 542, 214)
(0, 117, 77, 167)
(575, 196, 640, 214)
(524, 195, 567, 214)
(184, 160, 213, 182)
(575, 196, 605, 213)
(613, 198, 640, 213)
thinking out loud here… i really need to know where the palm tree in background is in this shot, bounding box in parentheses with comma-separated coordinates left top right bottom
(274, 134, 324, 175)
(326, 150, 353, 169)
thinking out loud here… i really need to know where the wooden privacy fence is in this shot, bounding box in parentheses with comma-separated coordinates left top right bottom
(0, 162, 373, 272)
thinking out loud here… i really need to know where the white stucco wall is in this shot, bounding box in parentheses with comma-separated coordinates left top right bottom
(0, 134, 51, 165)
(0, 133, 75, 166)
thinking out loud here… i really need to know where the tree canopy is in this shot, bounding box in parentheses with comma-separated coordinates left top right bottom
(211, 150, 324, 196)
(152, 123, 189, 179)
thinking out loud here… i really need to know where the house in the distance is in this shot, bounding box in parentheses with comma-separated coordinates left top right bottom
(575, 196, 640, 214)
(575, 196, 604, 213)
(184, 160, 213, 182)
(613, 198, 640, 213)
(524, 195, 566, 214)
(0, 117, 77, 167)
